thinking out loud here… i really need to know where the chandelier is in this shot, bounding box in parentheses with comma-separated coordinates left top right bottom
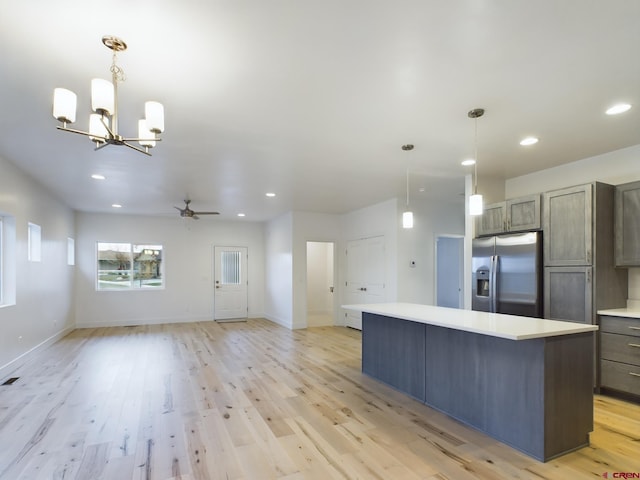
(52, 36, 164, 156)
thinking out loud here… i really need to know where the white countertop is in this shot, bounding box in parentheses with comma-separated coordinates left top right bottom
(343, 303, 598, 340)
(597, 308, 640, 319)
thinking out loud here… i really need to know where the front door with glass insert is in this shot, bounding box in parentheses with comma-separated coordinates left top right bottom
(214, 246, 248, 320)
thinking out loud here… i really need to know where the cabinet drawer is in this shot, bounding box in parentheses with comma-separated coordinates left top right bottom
(600, 359, 640, 396)
(600, 315, 640, 337)
(600, 332, 640, 365)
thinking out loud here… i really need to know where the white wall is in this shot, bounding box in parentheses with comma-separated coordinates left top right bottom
(506, 144, 640, 198)
(337, 199, 399, 323)
(75, 213, 264, 327)
(397, 195, 465, 304)
(264, 212, 293, 328)
(506, 143, 640, 303)
(0, 155, 75, 375)
(291, 212, 341, 328)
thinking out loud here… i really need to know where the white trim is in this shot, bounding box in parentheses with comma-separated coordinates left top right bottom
(0, 325, 74, 379)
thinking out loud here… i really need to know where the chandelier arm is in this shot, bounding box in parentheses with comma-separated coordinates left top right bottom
(56, 125, 102, 138)
(99, 115, 115, 138)
(120, 137, 162, 142)
(122, 141, 152, 156)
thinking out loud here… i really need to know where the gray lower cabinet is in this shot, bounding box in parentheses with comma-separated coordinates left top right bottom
(599, 315, 640, 397)
(544, 266, 592, 323)
(361, 313, 594, 462)
(615, 181, 640, 266)
(361, 313, 426, 402)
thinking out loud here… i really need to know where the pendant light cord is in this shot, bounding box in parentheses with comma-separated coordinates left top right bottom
(406, 168, 410, 207)
(473, 117, 478, 195)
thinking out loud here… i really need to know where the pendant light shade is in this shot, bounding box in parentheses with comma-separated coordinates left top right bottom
(91, 78, 114, 115)
(402, 210, 414, 228)
(53, 88, 77, 124)
(469, 193, 483, 216)
(89, 114, 109, 143)
(145, 101, 165, 133)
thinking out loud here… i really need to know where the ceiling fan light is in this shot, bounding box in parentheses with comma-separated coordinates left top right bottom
(89, 113, 109, 143)
(91, 78, 114, 115)
(138, 119, 156, 147)
(402, 210, 414, 229)
(53, 88, 77, 123)
(145, 101, 164, 133)
(469, 193, 483, 216)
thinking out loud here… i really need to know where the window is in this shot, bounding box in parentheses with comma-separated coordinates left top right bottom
(0, 214, 16, 307)
(67, 237, 75, 266)
(28, 222, 41, 262)
(97, 242, 163, 290)
(0, 218, 3, 303)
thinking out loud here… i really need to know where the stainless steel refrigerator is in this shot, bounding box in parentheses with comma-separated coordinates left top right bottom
(472, 231, 543, 318)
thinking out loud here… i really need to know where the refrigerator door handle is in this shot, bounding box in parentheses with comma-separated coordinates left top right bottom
(490, 255, 498, 313)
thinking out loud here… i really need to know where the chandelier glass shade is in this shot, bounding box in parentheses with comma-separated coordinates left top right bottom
(52, 36, 164, 156)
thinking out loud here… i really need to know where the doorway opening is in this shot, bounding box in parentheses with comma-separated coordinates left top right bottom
(306, 241, 335, 327)
(435, 235, 464, 309)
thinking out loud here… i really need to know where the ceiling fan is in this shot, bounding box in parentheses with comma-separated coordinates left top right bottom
(174, 199, 219, 219)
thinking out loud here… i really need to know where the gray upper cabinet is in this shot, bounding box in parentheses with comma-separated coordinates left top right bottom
(476, 202, 506, 236)
(507, 194, 541, 232)
(475, 194, 541, 237)
(615, 181, 640, 266)
(544, 184, 592, 266)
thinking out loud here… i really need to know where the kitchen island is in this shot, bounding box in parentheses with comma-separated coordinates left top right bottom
(343, 303, 598, 462)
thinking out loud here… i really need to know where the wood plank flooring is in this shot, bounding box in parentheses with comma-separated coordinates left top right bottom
(0, 318, 639, 479)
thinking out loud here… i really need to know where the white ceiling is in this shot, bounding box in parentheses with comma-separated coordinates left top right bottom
(1, 0, 639, 221)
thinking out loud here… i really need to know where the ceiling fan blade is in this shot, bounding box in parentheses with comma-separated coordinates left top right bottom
(193, 211, 219, 215)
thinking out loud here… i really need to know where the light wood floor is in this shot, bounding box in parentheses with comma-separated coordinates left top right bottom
(1, 319, 639, 480)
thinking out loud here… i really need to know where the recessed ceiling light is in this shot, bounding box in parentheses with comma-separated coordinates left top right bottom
(265, 192, 276, 197)
(111, 204, 122, 208)
(91, 174, 106, 180)
(520, 137, 539, 146)
(237, 213, 246, 217)
(461, 159, 476, 166)
(606, 103, 632, 115)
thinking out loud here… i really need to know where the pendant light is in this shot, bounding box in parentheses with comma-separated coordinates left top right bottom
(468, 108, 485, 216)
(401, 144, 414, 229)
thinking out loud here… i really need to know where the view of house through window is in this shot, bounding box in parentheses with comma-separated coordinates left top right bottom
(97, 242, 163, 290)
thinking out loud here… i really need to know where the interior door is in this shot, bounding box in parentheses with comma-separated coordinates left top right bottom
(214, 246, 248, 320)
(345, 236, 385, 329)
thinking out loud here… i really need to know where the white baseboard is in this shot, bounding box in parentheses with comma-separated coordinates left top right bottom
(0, 325, 75, 380)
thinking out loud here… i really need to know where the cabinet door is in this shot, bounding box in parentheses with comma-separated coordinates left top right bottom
(507, 194, 541, 232)
(544, 184, 593, 266)
(544, 266, 593, 323)
(615, 181, 640, 266)
(476, 202, 506, 236)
